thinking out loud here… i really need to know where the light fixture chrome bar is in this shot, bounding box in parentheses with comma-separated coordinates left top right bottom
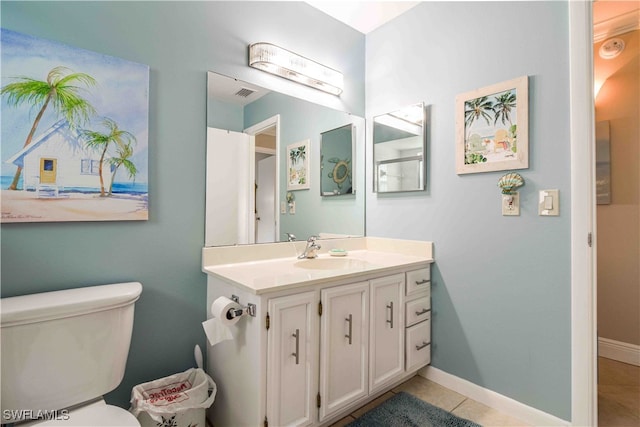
(249, 42, 344, 96)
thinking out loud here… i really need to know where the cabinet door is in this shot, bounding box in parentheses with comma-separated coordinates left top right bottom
(319, 282, 369, 421)
(369, 274, 404, 392)
(267, 291, 318, 427)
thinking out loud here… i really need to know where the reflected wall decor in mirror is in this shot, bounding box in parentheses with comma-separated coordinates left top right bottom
(321, 124, 354, 196)
(206, 71, 365, 247)
(373, 103, 426, 193)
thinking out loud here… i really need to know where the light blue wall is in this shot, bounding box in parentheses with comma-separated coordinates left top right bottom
(366, 1, 571, 419)
(208, 98, 243, 132)
(0, 1, 364, 408)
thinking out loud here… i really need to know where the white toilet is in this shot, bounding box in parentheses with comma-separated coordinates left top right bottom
(1, 282, 143, 426)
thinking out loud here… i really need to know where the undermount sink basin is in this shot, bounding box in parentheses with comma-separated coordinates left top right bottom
(294, 258, 369, 271)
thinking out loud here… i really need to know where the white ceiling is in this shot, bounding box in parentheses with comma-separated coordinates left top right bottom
(306, 1, 421, 34)
(306, 1, 639, 37)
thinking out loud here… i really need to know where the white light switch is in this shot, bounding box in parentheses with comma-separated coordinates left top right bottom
(289, 201, 296, 215)
(539, 190, 559, 216)
(280, 202, 286, 214)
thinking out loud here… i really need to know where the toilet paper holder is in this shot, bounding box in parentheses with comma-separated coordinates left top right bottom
(227, 295, 256, 319)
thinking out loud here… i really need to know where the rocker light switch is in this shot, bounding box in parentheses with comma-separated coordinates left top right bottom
(539, 190, 559, 216)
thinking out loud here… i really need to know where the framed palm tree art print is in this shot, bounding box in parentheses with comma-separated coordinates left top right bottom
(287, 140, 310, 191)
(1, 28, 149, 223)
(455, 76, 528, 174)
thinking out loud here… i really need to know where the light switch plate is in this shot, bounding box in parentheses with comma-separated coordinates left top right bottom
(289, 201, 296, 215)
(502, 192, 520, 216)
(280, 202, 286, 214)
(539, 189, 559, 216)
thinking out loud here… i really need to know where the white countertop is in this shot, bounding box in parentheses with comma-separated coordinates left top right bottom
(202, 237, 433, 295)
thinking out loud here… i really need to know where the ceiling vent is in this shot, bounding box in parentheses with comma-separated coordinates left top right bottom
(235, 87, 256, 98)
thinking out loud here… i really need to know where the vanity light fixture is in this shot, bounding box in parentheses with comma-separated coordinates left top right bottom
(249, 42, 344, 96)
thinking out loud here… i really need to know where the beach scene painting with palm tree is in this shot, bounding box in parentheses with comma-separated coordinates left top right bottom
(1, 28, 149, 222)
(455, 76, 528, 174)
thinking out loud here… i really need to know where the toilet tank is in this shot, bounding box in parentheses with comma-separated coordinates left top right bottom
(1, 282, 142, 418)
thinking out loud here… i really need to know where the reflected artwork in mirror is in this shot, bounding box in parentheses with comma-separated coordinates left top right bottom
(206, 71, 365, 247)
(321, 124, 354, 196)
(373, 103, 426, 193)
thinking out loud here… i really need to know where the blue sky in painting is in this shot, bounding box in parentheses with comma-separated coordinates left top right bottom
(1, 28, 149, 184)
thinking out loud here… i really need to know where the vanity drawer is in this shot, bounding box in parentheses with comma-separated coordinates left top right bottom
(405, 319, 431, 371)
(405, 296, 430, 327)
(406, 266, 430, 296)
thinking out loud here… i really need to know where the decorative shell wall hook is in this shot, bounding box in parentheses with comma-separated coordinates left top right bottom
(497, 172, 524, 195)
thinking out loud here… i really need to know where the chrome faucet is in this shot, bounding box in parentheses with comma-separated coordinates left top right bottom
(298, 235, 321, 259)
(285, 233, 297, 242)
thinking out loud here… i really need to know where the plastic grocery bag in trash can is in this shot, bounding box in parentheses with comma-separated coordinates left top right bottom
(130, 367, 216, 427)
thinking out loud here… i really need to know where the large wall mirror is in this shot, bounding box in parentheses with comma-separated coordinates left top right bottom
(373, 103, 426, 193)
(206, 71, 365, 247)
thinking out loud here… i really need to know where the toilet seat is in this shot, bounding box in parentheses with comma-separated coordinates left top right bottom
(21, 399, 140, 427)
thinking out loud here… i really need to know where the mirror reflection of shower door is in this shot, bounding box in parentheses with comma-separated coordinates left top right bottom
(256, 155, 276, 243)
(205, 127, 252, 246)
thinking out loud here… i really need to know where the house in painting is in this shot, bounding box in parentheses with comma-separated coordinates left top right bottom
(6, 120, 110, 196)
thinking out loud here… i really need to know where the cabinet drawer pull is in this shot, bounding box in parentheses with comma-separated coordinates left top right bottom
(415, 308, 428, 316)
(415, 341, 429, 351)
(345, 314, 353, 345)
(386, 301, 394, 329)
(415, 279, 429, 285)
(291, 329, 300, 365)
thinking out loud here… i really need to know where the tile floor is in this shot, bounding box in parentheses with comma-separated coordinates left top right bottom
(329, 358, 640, 426)
(330, 375, 530, 426)
(598, 356, 640, 427)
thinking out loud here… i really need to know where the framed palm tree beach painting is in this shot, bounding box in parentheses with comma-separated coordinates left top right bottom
(287, 140, 310, 190)
(455, 75, 528, 174)
(1, 28, 149, 222)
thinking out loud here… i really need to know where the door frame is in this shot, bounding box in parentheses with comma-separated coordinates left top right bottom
(569, 1, 598, 425)
(245, 115, 281, 244)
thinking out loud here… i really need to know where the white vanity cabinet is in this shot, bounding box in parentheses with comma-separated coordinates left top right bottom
(318, 282, 369, 421)
(404, 267, 431, 371)
(266, 291, 319, 426)
(369, 274, 404, 393)
(203, 238, 433, 427)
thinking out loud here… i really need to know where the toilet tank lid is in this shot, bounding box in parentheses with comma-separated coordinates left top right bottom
(1, 282, 142, 327)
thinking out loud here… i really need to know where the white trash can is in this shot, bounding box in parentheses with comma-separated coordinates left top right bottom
(130, 368, 216, 427)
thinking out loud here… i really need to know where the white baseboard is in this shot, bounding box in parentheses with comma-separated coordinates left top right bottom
(419, 366, 570, 426)
(598, 337, 640, 366)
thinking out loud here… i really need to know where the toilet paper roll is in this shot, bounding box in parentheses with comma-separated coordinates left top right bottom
(202, 297, 243, 346)
(202, 318, 233, 347)
(210, 296, 242, 326)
